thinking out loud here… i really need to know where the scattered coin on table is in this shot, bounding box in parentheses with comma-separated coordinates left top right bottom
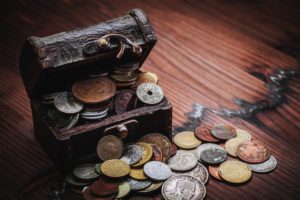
(173, 131, 202, 149)
(237, 140, 271, 163)
(211, 124, 237, 140)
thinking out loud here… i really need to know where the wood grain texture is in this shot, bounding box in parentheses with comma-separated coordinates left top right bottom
(0, 0, 300, 199)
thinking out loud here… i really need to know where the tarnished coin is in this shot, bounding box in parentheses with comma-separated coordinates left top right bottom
(137, 72, 159, 85)
(129, 168, 148, 180)
(168, 150, 198, 171)
(121, 145, 143, 165)
(219, 160, 252, 184)
(225, 138, 248, 157)
(237, 140, 271, 163)
(236, 129, 252, 141)
(131, 142, 153, 167)
(196, 143, 225, 161)
(101, 159, 130, 178)
(150, 144, 163, 161)
(173, 163, 209, 184)
(127, 178, 152, 191)
(194, 125, 220, 143)
(248, 155, 277, 173)
(136, 83, 164, 105)
(170, 143, 177, 157)
(162, 175, 206, 200)
(94, 163, 102, 175)
(208, 165, 223, 181)
(54, 92, 83, 114)
(73, 164, 99, 181)
(211, 124, 237, 140)
(144, 161, 172, 181)
(96, 135, 123, 161)
(83, 186, 116, 200)
(173, 131, 202, 149)
(90, 178, 119, 196)
(72, 77, 116, 104)
(115, 181, 131, 199)
(138, 182, 163, 193)
(139, 133, 171, 163)
(200, 148, 227, 165)
(114, 90, 135, 114)
(66, 173, 92, 187)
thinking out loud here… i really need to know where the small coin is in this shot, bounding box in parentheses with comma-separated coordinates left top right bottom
(83, 186, 116, 200)
(173, 131, 202, 149)
(94, 163, 102, 175)
(115, 181, 131, 199)
(208, 165, 223, 181)
(219, 160, 252, 184)
(200, 148, 227, 165)
(129, 168, 148, 180)
(96, 135, 123, 161)
(211, 124, 237, 140)
(90, 178, 119, 196)
(196, 143, 225, 161)
(162, 175, 206, 200)
(127, 178, 152, 191)
(138, 181, 163, 193)
(225, 138, 248, 157)
(121, 145, 143, 165)
(194, 125, 220, 143)
(72, 77, 116, 104)
(114, 90, 135, 114)
(73, 164, 99, 181)
(248, 155, 277, 173)
(137, 72, 159, 85)
(173, 163, 209, 184)
(150, 144, 163, 161)
(138, 133, 171, 163)
(101, 159, 130, 178)
(144, 161, 172, 181)
(136, 83, 164, 105)
(168, 150, 198, 171)
(236, 129, 252, 141)
(66, 173, 91, 187)
(237, 140, 271, 163)
(131, 142, 153, 167)
(170, 143, 177, 157)
(54, 92, 83, 114)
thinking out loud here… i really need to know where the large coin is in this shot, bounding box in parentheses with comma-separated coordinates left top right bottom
(96, 135, 123, 161)
(54, 92, 83, 114)
(73, 164, 100, 181)
(101, 159, 130, 178)
(194, 125, 220, 143)
(173, 131, 202, 149)
(138, 182, 163, 193)
(144, 161, 172, 181)
(162, 175, 206, 200)
(237, 140, 270, 163)
(236, 129, 252, 141)
(138, 133, 171, 163)
(196, 143, 225, 161)
(115, 181, 131, 199)
(150, 144, 163, 161)
(208, 165, 223, 181)
(137, 72, 159, 85)
(72, 77, 116, 104)
(114, 90, 135, 114)
(129, 168, 148, 180)
(225, 138, 248, 157)
(127, 178, 152, 191)
(219, 160, 252, 184)
(168, 150, 198, 172)
(131, 142, 153, 167)
(248, 155, 277, 173)
(83, 186, 116, 200)
(121, 145, 143, 165)
(173, 163, 209, 184)
(136, 83, 164, 105)
(200, 148, 227, 165)
(211, 124, 237, 140)
(90, 178, 119, 196)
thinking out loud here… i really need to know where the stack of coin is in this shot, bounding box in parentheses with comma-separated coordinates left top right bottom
(110, 63, 140, 88)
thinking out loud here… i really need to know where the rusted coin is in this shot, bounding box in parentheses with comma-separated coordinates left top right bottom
(162, 175, 206, 200)
(101, 159, 130, 178)
(236, 129, 252, 141)
(144, 161, 172, 181)
(196, 143, 225, 161)
(194, 125, 220, 143)
(137, 72, 159, 85)
(225, 138, 248, 157)
(170, 143, 177, 157)
(73, 164, 99, 181)
(96, 135, 123, 161)
(138, 181, 163, 193)
(173, 131, 202, 149)
(150, 144, 163, 161)
(83, 187, 116, 200)
(127, 178, 152, 191)
(90, 178, 119, 196)
(138, 133, 171, 163)
(237, 140, 271, 163)
(72, 77, 116, 104)
(173, 163, 209, 184)
(219, 160, 252, 184)
(136, 82, 164, 105)
(54, 92, 84, 114)
(211, 124, 237, 140)
(248, 155, 277, 173)
(121, 145, 143, 165)
(114, 90, 135, 114)
(200, 148, 227, 165)
(168, 150, 198, 172)
(115, 181, 131, 199)
(208, 165, 223, 181)
(129, 168, 148, 180)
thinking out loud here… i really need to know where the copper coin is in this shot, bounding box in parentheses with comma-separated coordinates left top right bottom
(90, 178, 119, 197)
(237, 140, 271, 163)
(72, 77, 116, 104)
(84, 186, 116, 200)
(114, 90, 135, 114)
(208, 165, 223, 181)
(138, 133, 171, 163)
(170, 143, 177, 157)
(150, 144, 163, 161)
(211, 124, 237, 140)
(96, 135, 123, 161)
(195, 125, 220, 143)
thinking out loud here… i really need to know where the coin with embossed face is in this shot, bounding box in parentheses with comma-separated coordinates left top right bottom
(200, 148, 227, 165)
(101, 159, 130, 178)
(127, 178, 152, 191)
(219, 160, 252, 184)
(237, 140, 270, 163)
(194, 125, 219, 143)
(144, 161, 172, 181)
(168, 150, 198, 171)
(73, 164, 100, 181)
(248, 155, 277, 173)
(54, 92, 83, 114)
(96, 135, 123, 161)
(173, 163, 209, 184)
(162, 175, 206, 200)
(136, 83, 164, 105)
(121, 145, 143, 165)
(211, 124, 237, 140)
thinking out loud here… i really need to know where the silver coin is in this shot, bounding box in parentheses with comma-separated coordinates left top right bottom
(173, 163, 209, 184)
(66, 173, 91, 187)
(81, 108, 108, 117)
(162, 175, 206, 200)
(73, 164, 100, 181)
(144, 161, 172, 181)
(136, 83, 164, 105)
(81, 111, 108, 120)
(54, 92, 83, 114)
(127, 178, 152, 191)
(196, 143, 225, 161)
(200, 148, 227, 164)
(48, 108, 77, 129)
(248, 155, 277, 173)
(42, 92, 63, 100)
(63, 113, 79, 129)
(168, 150, 198, 172)
(94, 163, 102, 175)
(121, 145, 143, 165)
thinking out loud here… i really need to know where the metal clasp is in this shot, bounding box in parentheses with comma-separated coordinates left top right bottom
(103, 119, 138, 139)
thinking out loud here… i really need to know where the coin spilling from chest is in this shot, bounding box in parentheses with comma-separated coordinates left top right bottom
(173, 163, 209, 184)
(194, 125, 220, 143)
(115, 181, 131, 199)
(129, 168, 148, 180)
(121, 144, 143, 165)
(143, 161, 172, 181)
(96, 135, 123, 161)
(101, 159, 130, 178)
(136, 82, 164, 105)
(150, 144, 163, 162)
(83, 186, 116, 200)
(219, 160, 252, 184)
(114, 90, 136, 114)
(173, 131, 202, 149)
(168, 150, 198, 171)
(237, 140, 270, 163)
(211, 124, 237, 140)
(200, 148, 227, 165)
(90, 178, 119, 196)
(54, 92, 84, 114)
(127, 178, 152, 191)
(131, 142, 153, 167)
(138, 181, 163, 193)
(248, 155, 277, 173)
(137, 72, 159, 85)
(66, 173, 92, 187)
(73, 164, 100, 181)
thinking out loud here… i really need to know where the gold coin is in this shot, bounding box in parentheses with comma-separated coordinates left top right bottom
(129, 168, 148, 180)
(219, 160, 252, 184)
(131, 142, 153, 167)
(236, 129, 252, 141)
(173, 131, 202, 149)
(225, 138, 248, 157)
(137, 72, 159, 85)
(101, 159, 130, 178)
(115, 181, 131, 199)
(138, 181, 163, 193)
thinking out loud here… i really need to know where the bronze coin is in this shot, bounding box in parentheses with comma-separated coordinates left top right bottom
(195, 125, 220, 143)
(90, 178, 119, 197)
(83, 186, 116, 200)
(237, 140, 271, 163)
(170, 143, 177, 157)
(138, 133, 171, 163)
(72, 77, 116, 104)
(96, 135, 123, 161)
(114, 90, 135, 114)
(208, 165, 223, 181)
(150, 144, 163, 161)
(211, 124, 237, 140)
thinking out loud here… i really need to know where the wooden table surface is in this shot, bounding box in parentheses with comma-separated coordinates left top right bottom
(1, 0, 300, 199)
